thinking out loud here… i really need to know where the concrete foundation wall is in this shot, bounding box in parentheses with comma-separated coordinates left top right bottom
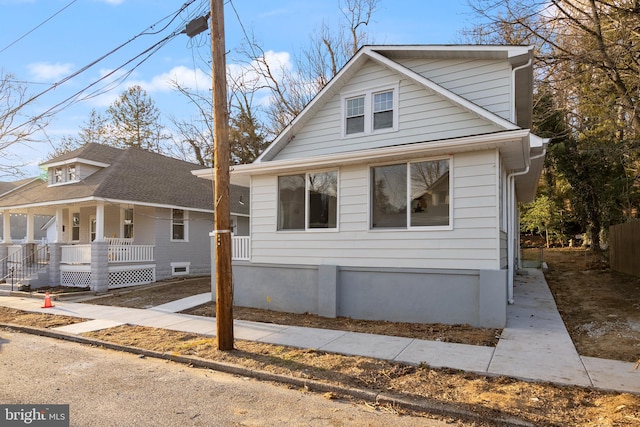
(229, 262, 508, 328)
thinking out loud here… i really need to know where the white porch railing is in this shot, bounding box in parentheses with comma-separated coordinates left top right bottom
(61, 244, 91, 264)
(108, 245, 154, 263)
(232, 236, 250, 260)
(61, 244, 154, 264)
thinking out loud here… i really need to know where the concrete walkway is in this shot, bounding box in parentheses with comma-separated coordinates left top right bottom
(0, 269, 638, 394)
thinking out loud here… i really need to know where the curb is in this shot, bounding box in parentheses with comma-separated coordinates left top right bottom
(0, 322, 536, 427)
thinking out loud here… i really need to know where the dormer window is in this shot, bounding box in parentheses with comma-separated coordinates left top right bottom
(54, 167, 63, 183)
(67, 164, 76, 181)
(341, 84, 398, 137)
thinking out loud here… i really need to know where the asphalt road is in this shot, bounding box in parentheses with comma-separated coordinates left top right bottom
(0, 331, 459, 426)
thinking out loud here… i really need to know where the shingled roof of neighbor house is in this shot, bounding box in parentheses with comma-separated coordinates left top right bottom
(0, 144, 249, 216)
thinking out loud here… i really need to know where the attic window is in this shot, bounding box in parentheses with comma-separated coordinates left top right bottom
(346, 96, 365, 134)
(67, 164, 76, 181)
(342, 84, 398, 137)
(54, 167, 63, 183)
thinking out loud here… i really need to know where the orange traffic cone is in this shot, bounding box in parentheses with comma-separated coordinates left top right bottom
(42, 292, 54, 308)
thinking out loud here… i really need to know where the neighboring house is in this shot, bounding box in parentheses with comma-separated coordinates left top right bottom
(194, 45, 547, 328)
(0, 178, 51, 243)
(0, 143, 249, 291)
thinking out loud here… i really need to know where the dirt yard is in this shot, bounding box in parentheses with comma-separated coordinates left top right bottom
(1, 249, 639, 425)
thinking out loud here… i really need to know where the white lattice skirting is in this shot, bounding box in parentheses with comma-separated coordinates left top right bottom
(61, 270, 92, 288)
(60, 265, 156, 289)
(108, 265, 156, 289)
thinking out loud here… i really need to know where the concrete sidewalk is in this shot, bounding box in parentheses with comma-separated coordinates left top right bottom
(0, 269, 638, 394)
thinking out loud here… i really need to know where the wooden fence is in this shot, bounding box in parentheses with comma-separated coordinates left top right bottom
(609, 221, 640, 277)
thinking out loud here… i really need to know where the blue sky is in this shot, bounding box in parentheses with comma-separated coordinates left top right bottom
(0, 0, 477, 176)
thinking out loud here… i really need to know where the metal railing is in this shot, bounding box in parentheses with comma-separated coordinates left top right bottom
(0, 244, 49, 289)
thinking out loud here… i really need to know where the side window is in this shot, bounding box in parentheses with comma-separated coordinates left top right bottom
(172, 209, 186, 240)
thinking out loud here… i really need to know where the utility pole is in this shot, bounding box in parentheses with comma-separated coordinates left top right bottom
(210, 0, 233, 350)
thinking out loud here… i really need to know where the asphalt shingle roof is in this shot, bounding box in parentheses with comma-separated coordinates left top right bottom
(0, 144, 249, 215)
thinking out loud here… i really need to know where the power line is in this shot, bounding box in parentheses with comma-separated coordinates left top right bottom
(0, 0, 79, 55)
(8, 31, 183, 136)
(5, 1, 198, 137)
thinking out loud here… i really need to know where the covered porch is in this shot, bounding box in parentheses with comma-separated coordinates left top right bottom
(0, 201, 157, 291)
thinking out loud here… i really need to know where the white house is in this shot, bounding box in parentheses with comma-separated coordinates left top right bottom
(0, 143, 249, 291)
(195, 45, 547, 328)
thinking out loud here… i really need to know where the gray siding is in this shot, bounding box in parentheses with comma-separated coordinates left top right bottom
(397, 58, 513, 122)
(250, 149, 501, 270)
(273, 59, 503, 161)
(154, 208, 213, 280)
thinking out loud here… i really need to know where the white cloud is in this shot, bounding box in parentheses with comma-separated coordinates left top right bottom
(227, 50, 292, 91)
(27, 62, 74, 81)
(142, 65, 210, 93)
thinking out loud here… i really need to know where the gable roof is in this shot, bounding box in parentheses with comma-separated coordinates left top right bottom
(257, 44, 533, 163)
(0, 144, 249, 216)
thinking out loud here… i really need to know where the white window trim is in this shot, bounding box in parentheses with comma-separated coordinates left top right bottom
(368, 156, 453, 231)
(277, 169, 340, 233)
(171, 261, 190, 276)
(170, 209, 189, 242)
(340, 83, 399, 138)
(49, 164, 80, 186)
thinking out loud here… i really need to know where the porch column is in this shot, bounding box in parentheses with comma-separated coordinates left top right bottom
(90, 240, 108, 293)
(54, 208, 64, 243)
(48, 243, 61, 287)
(25, 211, 35, 243)
(95, 201, 105, 242)
(3, 212, 12, 244)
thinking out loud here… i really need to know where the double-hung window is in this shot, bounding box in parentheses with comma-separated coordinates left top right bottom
(278, 171, 338, 230)
(373, 91, 394, 130)
(371, 158, 451, 229)
(345, 96, 365, 134)
(67, 164, 76, 181)
(342, 85, 398, 137)
(172, 209, 187, 241)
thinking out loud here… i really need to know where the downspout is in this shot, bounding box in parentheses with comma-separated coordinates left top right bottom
(506, 53, 535, 304)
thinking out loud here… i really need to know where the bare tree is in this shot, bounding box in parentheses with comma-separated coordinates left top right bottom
(0, 70, 49, 176)
(237, 0, 379, 137)
(166, 81, 214, 166)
